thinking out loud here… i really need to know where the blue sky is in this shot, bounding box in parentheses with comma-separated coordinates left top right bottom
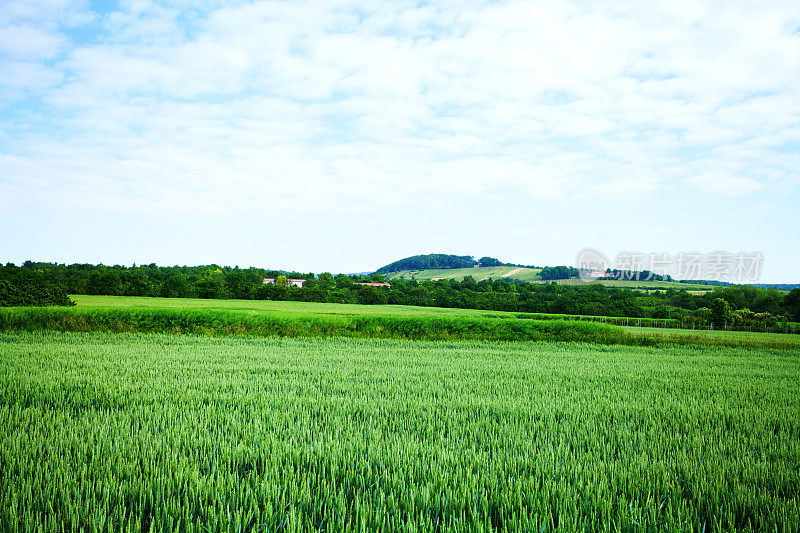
(1, 0, 799, 282)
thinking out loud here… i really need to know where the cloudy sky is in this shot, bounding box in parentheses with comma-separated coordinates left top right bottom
(1, 0, 799, 281)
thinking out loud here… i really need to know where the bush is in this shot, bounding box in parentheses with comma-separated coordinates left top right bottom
(0, 274, 75, 307)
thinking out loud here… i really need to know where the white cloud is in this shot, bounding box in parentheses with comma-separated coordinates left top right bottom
(0, 60, 62, 95)
(1, 0, 799, 220)
(689, 173, 764, 196)
(0, 24, 67, 59)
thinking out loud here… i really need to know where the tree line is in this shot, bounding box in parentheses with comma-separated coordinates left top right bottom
(2, 261, 799, 328)
(375, 254, 511, 273)
(0, 266, 75, 307)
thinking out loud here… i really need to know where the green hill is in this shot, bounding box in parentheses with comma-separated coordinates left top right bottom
(378, 255, 717, 292)
(385, 267, 716, 292)
(384, 265, 542, 282)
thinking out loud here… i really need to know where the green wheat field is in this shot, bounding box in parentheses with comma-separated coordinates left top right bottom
(1, 328, 798, 532)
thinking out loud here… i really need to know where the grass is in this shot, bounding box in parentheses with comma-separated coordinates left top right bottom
(0, 305, 648, 345)
(1, 331, 798, 532)
(2, 295, 798, 350)
(70, 295, 518, 319)
(625, 326, 800, 350)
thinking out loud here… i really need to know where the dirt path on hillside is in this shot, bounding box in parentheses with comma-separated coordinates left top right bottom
(502, 267, 524, 278)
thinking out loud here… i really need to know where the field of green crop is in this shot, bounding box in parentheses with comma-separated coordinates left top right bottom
(3, 295, 798, 350)
(70, 295, 518, 320)
(626, 326, 800, 346)
(1, 332, 798, 532)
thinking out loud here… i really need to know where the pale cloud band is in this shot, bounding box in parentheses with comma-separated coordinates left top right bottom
(1, 0, 799, 218)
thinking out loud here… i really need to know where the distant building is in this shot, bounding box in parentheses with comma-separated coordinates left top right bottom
(263, 278, 306, 287)
(354, 282, 391, 288)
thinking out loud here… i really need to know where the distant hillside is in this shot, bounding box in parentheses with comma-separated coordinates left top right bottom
(383, 267, 718, 292)
(377, 253, 583, 283)
(384, 266, 543, 283)
(377, 255, 722, 292)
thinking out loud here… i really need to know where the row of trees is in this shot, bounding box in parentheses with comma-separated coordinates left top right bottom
(0, 267, 75, 307)
(697, 297, 795, 331)
(538, 266, 580, 280)
(375, 254, 480, 274)
(0, 262, 316, 301)
(374, 254, 510, 274)
(1, 262, 798, 327)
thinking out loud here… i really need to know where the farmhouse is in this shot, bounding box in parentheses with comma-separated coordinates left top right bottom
(263, 278, 306, 288)
(354, 282, 391, 288)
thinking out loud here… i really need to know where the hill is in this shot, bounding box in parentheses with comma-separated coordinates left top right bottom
(384, 265, 543, 282)
(376, 254, 718, 292)
(382, 267, 715, 292)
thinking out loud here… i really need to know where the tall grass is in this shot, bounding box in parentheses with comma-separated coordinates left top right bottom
(1, 332, 798, 532)
(2, 306, 799, 349)
(0, 306, 641, 344)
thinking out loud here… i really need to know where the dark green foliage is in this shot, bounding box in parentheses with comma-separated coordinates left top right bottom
(1, 262, 796, 326)
(786, 288, 800, 321)
(375, 254, 478, 274)
(711, 298, 733, 328)
(122, 271, 152, 296)
(196, 270, 227, 299)
(478, 256, 503, 267)
(357, 286, 388, 305)
(710, 284, 784, 314)
(0, 269, 74, 307)
(1, 305, 797, 348)
(538, 265, 579, 280)
(159, 273, 191, 298)
(0, 306, 650, 345)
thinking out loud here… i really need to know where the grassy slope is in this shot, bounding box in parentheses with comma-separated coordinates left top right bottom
(383, 267, 715, 292)
(0, 295, 784, 350)
(71, 295, 517, 319)
(383, 265, 543, 282)
(1, 332, 798, 531)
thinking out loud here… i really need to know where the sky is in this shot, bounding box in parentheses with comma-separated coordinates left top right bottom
(1, 0, 799, 282)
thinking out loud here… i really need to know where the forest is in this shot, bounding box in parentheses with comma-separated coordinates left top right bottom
(1, 261, 798, 328)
